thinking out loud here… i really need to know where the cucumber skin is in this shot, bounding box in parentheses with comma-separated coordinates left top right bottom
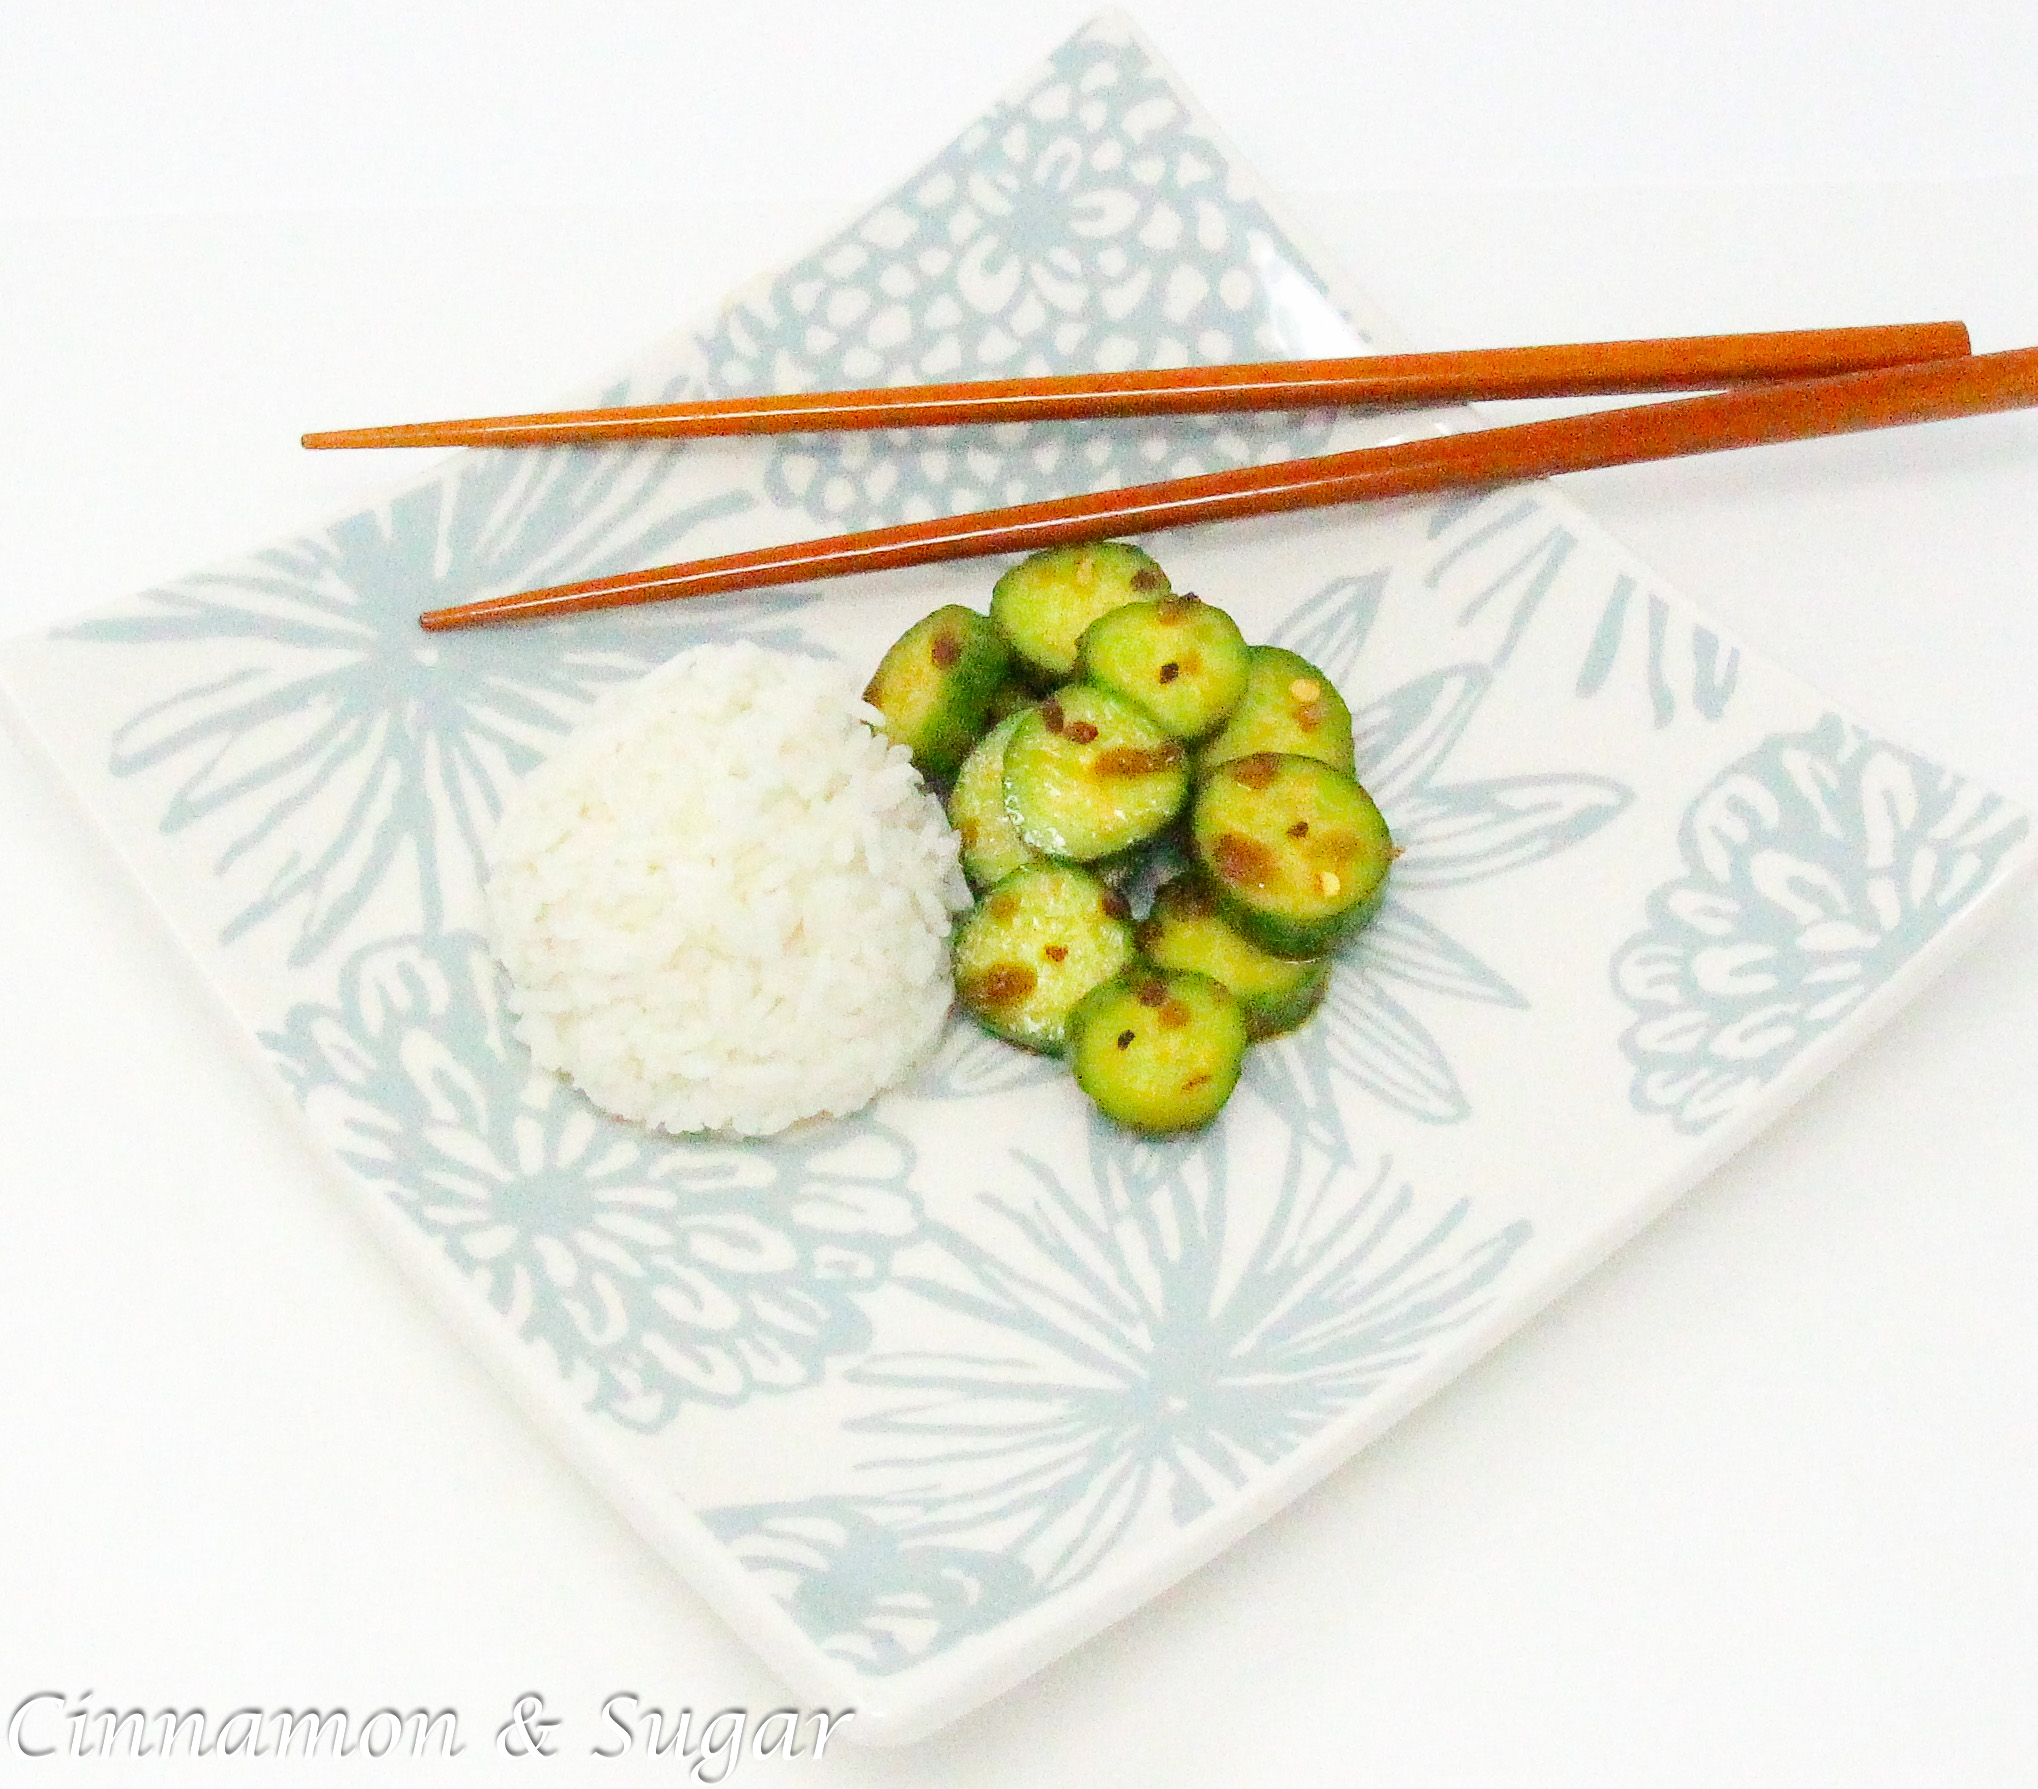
(1214, 876, 1388, 960)
(1233, 958, 1332, 1039)
(865, 605, 1012, 781)
(948, 711, 1041, 892)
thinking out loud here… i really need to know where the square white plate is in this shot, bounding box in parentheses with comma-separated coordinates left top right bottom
(3, 14, 2029, 1744)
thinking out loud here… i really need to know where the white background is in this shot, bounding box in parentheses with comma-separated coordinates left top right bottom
(3, 2, 2037, 1783)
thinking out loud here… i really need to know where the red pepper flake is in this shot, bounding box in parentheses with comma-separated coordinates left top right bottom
(1286, 819, 1310, 839)
(1116, 1029, 1136, 1049)
(1044, 944, 1068, 963)
(1157, 661, 1181, 684)
(1182, 1072, 1212, 1091)
(1065, 720, 1100, 744)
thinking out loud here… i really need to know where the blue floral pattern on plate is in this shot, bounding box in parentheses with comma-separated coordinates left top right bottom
(265, 931, 926, 1429)
(688, 25, 1349, 532)
(62, 449, 801, 966)
(1613, 714, 2029, 1133)
(702, 1501, 1043, 1677)
(704, 1117, 1528, 1672)
(1420, 486, 1747, 726)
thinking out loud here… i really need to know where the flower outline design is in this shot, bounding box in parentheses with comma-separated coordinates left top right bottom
(687, 25, 1349, 532)
(264, 931, 926, 1430)
(67, 446, 799, 967)
(833, 1117, 1530, 1598)
(1612, 714, 2029, 1132)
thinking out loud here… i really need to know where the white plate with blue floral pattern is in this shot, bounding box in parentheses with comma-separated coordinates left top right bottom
(3, 13, 2030, 1744)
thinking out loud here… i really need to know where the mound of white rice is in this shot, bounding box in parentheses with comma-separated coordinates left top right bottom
(486, 640, 968, 1137)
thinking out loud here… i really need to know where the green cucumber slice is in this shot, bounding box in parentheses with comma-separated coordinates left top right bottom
(1195, 645, 1355, 774)
(947, 711, 1042, 892)
(1002, 684, 1189, 862)
(951, 863, 1137, 1053)
(1138, 871, 1331, 1038)
(1190, 752, 1393, 957)
(1068, 967, 1248, 1133)
(1076, 593, 1251, 740)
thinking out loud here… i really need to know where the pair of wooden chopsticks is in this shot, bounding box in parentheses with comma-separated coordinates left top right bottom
(295, 323, 2038, 632)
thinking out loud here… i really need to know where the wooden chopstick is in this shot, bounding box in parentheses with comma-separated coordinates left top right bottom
(313, 323, 1970, 450)
(418, 342, 2038, 633)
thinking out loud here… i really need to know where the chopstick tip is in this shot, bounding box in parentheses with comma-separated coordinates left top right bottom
(304, 425, 417, 450)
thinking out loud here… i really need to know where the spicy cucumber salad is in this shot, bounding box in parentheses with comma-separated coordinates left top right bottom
(863, 540, 1395, 1135)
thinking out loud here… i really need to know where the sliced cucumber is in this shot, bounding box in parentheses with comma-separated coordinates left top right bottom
(1003, 684, 1189, 862)
(862, 605, 1012, 780)
(1076, 593, 1251, 741)
(1139, 871, 1331, 1039)
(1190, 752, 1393, 957)
(1068, 967, 1248, 1133)
(951, 863, 1137, 1053)
(863, 557, 1390, 1130)
(1195, 645, 1355, 775)
(989, 541, 1172, 682)
(947, 711, 1042, 892)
